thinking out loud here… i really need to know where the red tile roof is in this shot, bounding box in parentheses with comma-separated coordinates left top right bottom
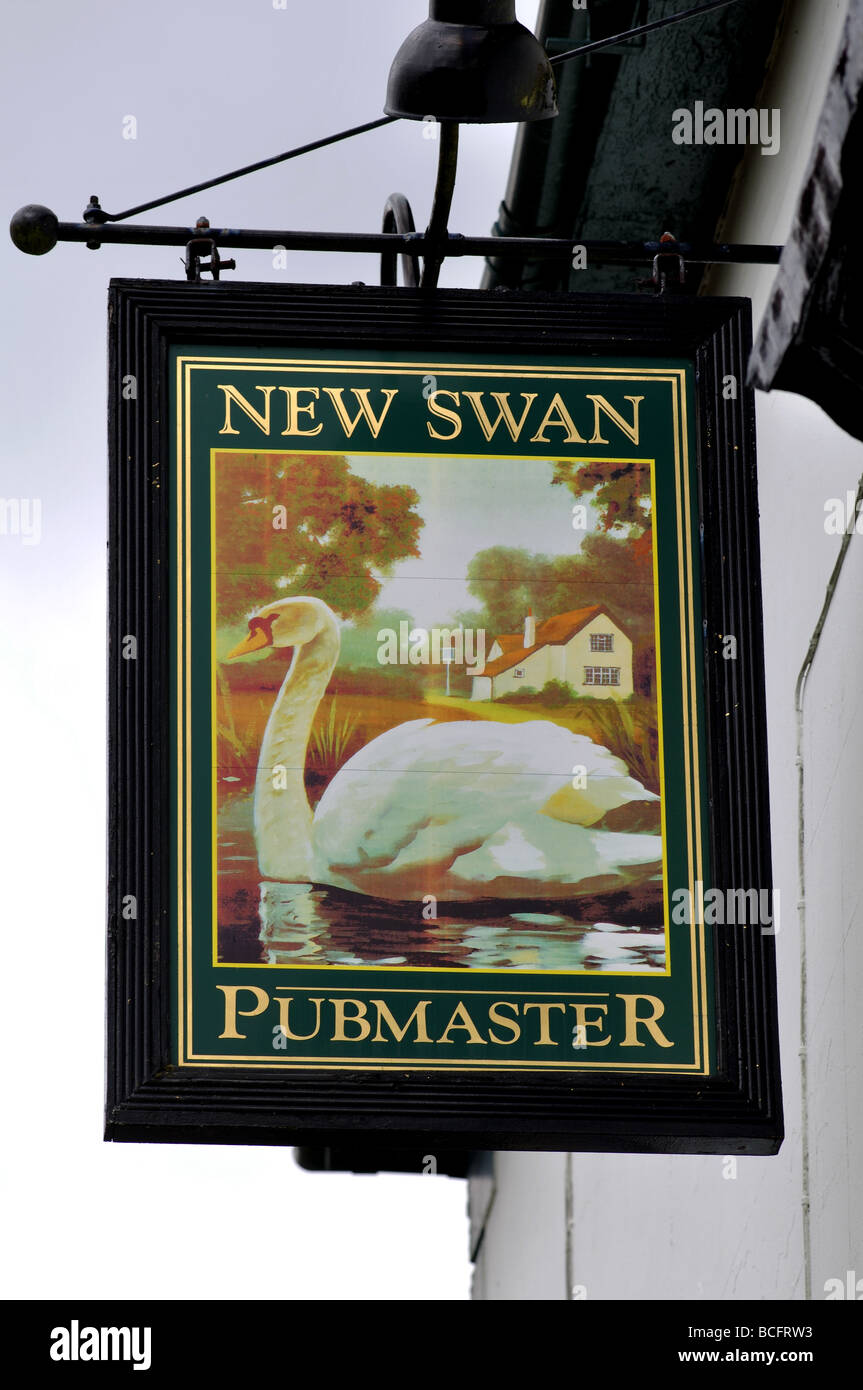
(479, 605, 607, 678)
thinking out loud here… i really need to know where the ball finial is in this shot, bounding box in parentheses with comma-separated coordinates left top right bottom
(10, 204, 59, 255)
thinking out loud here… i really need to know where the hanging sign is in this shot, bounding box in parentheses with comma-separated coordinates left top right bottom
(106, 281, 782, 1156)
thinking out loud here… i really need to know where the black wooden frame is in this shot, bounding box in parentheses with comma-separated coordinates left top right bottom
(106, 280, 783, 1156)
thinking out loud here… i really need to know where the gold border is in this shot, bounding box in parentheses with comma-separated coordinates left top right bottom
(176, 357, 705, 1074)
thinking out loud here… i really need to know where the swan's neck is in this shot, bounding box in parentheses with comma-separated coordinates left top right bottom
(254, 621, 340, 881)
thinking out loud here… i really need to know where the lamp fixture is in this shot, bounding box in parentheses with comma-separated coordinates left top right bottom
(385, 0, 557, 124)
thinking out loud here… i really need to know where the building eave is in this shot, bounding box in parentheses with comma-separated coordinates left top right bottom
(484, 0, 786, 293)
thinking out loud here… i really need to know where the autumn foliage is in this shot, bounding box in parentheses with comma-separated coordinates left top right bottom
(214, 452, 423, 626)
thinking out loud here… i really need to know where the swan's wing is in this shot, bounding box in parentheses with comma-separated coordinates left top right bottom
(312, 719, 659, 894)
(446, 817, 662, 896)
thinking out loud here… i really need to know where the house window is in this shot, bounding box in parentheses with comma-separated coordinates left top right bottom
(584, 666, 621, 686)
(513, 667, 526, 679)
(590, 632, 614, 652)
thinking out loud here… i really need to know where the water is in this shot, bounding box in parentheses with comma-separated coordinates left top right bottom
(217, 794, 665, 973)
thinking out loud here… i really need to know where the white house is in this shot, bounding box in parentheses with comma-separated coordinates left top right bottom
(470, 605, 633, 702)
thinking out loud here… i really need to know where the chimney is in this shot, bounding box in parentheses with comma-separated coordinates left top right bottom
(524, 609, 536, 648)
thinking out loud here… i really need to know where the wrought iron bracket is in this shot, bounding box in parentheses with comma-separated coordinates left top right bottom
(380, 194, 420, 287)
(421, 121, 460, 290)
(184, 217, 236, 283)
(646, 231, 689, 294)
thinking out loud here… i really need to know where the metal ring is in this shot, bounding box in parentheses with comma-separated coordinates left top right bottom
(381, 194, 420, 287)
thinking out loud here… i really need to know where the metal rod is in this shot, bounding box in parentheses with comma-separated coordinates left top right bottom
(85, 116, 398, 225)
(48, 219, 782, 266)
(421, 122, 460, 289)
(549, 0, 749, 67)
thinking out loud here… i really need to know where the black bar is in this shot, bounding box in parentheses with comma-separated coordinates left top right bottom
(14, 1299, 857, 1365)
(57, 220, 782, 266)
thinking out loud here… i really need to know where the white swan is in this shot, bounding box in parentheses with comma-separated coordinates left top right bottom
(227, 597, 663, 902)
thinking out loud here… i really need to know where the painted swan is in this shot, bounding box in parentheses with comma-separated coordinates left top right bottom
(228, 597, 662, 902)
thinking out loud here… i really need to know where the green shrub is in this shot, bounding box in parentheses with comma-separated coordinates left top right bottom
(537, 679, 579, 706)
(497, 685, 539, 704)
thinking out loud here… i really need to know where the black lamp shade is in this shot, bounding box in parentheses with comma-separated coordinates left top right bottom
(385, 0, 557, 123)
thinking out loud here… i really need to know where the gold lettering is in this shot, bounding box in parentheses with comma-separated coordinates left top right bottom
(279, 386, 323, 437)
(567, 1002, 611, 1045)
(618, 992, 674, 1047)
(524, 1001, 567, 1045)
(587, 394, 643, 445)
(217, 985, 269, 1039)
(217, 384, 274, 436)
(437, 1000, 486, 1045)
(463, 391, 537, 442)
(322, 387, 398, 439)
(331, 997, 371, 1042)
(371, 998, 432, 1044)
(529, 393, 586, 444)
(273, 994, 324, 1041)
(488, 1000, 521, 1045)
(426, 390, 462, 440)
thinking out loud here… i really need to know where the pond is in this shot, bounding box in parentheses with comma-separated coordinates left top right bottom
(217, 794, 666, 973)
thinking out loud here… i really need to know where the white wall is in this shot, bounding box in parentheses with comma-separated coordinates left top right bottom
(470, 0, 863, 1300)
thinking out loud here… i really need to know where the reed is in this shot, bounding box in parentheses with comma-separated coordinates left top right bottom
(307, 697, 361, 772)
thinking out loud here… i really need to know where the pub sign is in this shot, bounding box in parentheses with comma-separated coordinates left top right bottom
(106, 281, 782, 1156)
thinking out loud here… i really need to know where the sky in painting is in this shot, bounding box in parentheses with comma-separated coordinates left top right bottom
(345, 453, 594, 628)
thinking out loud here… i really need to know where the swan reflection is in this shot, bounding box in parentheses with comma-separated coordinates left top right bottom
(257, 878, 665, 972)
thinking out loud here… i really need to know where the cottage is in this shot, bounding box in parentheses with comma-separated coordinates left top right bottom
(470, 605, 633, 702)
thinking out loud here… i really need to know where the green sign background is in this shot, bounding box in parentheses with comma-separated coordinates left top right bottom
(170, 346, 713, 1074)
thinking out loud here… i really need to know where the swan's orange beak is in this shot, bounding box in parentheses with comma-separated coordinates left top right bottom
(226, 629, 270, 660)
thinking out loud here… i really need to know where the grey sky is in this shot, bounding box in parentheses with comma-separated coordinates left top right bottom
(1, 0, 539, 1301)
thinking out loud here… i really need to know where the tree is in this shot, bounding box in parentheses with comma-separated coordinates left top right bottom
(214, 452, 423, 626)
(465, 540, 654, 640)
(552, 458, 652, 534)
(553, 457, 653, 573)
(551, 458, 655, 694)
